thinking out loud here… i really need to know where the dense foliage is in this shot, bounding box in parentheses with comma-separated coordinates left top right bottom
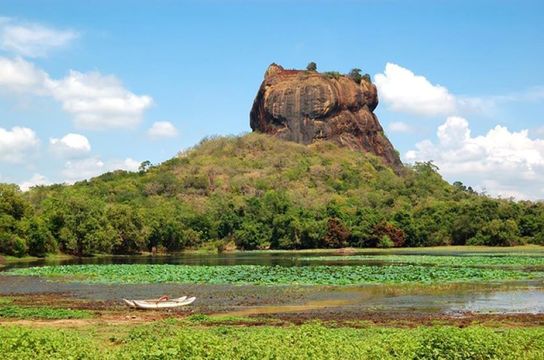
(1, 133, 544, 257)
(9, 263, 541, 285)
(1, 323, 544, 359)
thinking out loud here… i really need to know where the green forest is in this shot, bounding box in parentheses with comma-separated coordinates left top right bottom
(1, 133, 543, 257)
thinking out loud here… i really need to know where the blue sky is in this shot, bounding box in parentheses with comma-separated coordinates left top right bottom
(1, 0, 543, 199)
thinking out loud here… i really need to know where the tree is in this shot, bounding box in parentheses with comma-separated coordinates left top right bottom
(323, 218, 350, 248)
(373, 221, 406, 247)
(139, 160, 152, 173)
(108, 204, 146, 254)
(306, 62, 317, 71)
(50, 195, 114, 256)
(348, 68, 362, 84)
(361, 73, 372, 83)
(0, 184, 30, 220)
(472, 219, 520, 246)
(234, 221, 271, 250)
(23, 216, 56, 257)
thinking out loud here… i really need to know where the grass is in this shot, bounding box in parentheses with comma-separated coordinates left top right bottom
(0, 297, 92, 319)
(7, 263, 543, 285)
(0, 253, 76, 264)
(1, 322, 544, 359)
(300, 254, 544, 268)
(0, 305, 92, 319)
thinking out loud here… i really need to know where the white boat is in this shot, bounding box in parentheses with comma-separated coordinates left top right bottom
(123, 296, 195, 309)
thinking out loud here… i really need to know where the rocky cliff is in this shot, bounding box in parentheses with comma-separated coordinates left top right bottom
(250, 64, 402, 170)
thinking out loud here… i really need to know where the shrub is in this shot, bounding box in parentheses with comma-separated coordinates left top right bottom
(348, 68, 362, 83)
(323, 218, 350, 248)
(324, 71, 343, 79)
(377, 235, 394, 248)
(306, 62, 317, 71)
(0, 233, 27, 257)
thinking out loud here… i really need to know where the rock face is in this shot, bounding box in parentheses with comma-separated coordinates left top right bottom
(250, 64, 402, 170)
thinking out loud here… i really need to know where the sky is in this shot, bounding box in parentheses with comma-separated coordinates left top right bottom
(0, 0, 543, 199)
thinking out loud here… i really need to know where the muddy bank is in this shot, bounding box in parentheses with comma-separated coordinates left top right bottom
(2, 275, 544, 321)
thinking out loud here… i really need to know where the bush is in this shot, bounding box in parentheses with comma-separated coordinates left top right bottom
(473, 219, 520, 246)
(306, 62, 317, 71)
(413, 326, 511, 359)
(323, 218, 350, 248)
(348, 68, 362, 83)
(373, 221, 406, 247)
(23, 217, 56, 257)
(377, 235, 394, 248)
(234, 222, 271, 250)
(0, 233, 27, 257)
(324, 71, 343, 79)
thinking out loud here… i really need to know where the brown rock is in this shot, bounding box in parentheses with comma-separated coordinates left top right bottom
(250, 64, 402, 170)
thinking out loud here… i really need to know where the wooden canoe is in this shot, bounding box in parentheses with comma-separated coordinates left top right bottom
(131, 297, 196, 309)
(122, 296, 191, 308)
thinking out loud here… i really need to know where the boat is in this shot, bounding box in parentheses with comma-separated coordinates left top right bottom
(122, 296, 196, 309)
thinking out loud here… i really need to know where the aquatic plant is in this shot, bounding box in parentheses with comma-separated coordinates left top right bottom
(7, 263, 541, 285)
(300, 254, 544, 268)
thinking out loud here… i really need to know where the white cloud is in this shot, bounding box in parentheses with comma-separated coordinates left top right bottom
(108, 158, 140, 172)
(62, 157, 140, 183)
(405, 116, 544, 200)
(47, 71, 153, 129)
(49, 133, 91, 158)
(147, 121, 178, 139)
(0, 17, 78, 57)
(19, 173, 49, 191)
(0, 56, 48, 93)
(388, 121, 412, 133)
(0, 56, 153, 129)
(0, 126, 39, 163)
(374, 63, 491, 117)
(375, 63, 457, 116)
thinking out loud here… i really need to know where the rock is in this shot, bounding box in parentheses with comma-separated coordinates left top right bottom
(250, 64, 403, 170)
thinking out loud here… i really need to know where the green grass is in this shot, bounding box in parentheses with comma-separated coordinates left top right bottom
(1, 322, 544, 359)
(0, 305, 92, 319)
(301, 254, 544, 268)
(7, 263, 543, 285)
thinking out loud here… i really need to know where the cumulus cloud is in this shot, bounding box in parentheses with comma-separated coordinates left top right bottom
(375, 63, 457, 116)
(0, 17, 78, 57)
(388, 121, 412, 133)
(405, 116, 544, 200)
(19, 173, 49, 191)
(374, 63, 490, 117)
(0, 56, 48, 93)
(0, 126, 39, 163)
(62, 157, 140, 183)
(147, 121, 178, 139)
(49, 133, 91, 158)
(0, 56, 153, 129)
(47, 71, 153, 129)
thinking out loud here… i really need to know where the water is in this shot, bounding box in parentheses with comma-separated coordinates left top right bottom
(2, 251, 544, 315)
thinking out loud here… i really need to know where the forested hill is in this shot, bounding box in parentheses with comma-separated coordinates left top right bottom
(1, 133, 543, 257)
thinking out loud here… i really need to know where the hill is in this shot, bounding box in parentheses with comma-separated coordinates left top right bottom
(1, 133, 543, 257)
